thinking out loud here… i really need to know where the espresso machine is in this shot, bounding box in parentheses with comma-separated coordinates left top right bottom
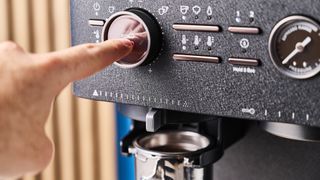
(71, 0, 320, 179)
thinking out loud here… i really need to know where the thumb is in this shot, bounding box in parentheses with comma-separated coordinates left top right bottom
(34, 39, 133, 89)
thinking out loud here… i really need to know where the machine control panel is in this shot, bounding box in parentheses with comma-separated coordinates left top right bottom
(71, 0, 320, 127)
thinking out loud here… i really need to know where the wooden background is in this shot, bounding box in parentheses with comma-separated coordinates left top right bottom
(0, 0, 117, 180)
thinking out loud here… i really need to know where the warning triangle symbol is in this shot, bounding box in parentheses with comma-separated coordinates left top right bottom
(93, 90, 99, 97)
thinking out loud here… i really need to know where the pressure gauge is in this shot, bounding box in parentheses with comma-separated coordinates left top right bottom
(269, 16, 320, 79)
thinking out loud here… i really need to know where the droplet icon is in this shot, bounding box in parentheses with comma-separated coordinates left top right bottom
(207, 6, 213, 16)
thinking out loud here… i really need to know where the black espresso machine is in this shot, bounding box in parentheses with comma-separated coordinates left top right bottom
(71, 0, 320, 179)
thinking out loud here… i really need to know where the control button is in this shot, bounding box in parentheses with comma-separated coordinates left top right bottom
(228, 26, 260, 34)
(173, 24, 220, 32)
(102, 9, 162, 69)
(228, 57, 260, 66)
(88, 19, 105, 26)
(173, 54, 220, 63)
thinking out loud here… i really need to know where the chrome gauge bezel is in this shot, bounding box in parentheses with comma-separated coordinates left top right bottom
(269, 15, 320, 79)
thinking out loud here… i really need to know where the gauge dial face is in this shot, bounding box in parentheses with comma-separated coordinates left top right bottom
(269, 16, 320, 79)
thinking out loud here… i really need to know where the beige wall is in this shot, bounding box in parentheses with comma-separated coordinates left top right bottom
(0, 0, 117, 180)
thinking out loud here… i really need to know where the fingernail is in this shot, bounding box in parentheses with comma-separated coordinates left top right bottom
(119, 39, 134, 48)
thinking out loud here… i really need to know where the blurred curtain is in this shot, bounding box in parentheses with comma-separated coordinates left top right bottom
(0, 0, 117, 180)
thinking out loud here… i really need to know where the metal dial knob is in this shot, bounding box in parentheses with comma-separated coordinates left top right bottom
(102, 8, 162, 69)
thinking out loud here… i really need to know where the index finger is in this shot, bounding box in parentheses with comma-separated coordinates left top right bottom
(34, 39, 133, 90)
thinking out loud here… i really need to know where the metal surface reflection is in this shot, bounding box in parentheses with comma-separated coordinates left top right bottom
(129, 131, 215, 180)
(103, 12, 150, 68)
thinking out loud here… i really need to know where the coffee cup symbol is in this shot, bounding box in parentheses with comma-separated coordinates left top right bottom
(108, 6, 115, 14)
(180, 6, 189, 15)
(158, 6, 169, 16)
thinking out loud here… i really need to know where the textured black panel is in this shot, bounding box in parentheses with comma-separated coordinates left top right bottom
(71, 0, 320, 127)
(214, 126, 320, 180)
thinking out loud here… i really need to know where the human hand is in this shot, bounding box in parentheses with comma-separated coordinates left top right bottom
(0, 39, 133, 179)
(107, 16, 150, 65)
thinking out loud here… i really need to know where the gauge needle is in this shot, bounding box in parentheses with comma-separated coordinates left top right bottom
(282, 36, 312, 65)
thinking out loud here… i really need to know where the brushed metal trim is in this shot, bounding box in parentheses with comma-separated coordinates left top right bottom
(228, 57, 260, 66)
(173, 54, 220, 63)
(261, 122, 320, 142)
(88, 19, 105, 26)
(173, 24, 220, 32)
(228, 26, 260, 34)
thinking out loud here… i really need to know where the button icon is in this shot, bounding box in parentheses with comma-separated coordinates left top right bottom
(192, 6, 201, 15)
(158, 6, 169, 16)
(108, 6, 115, 13)
(207, 6, 213, 16)
(182, 35, 188, 45)
(249, 10, 255, 22)
(180, 6, 189, 15)
(249, 11, 255, 18)
(240, 38, 250, 49)
(236, 10, 241, 23)
(93, 2, 101, 16)
(93, 2, 101, 11)
(207, 36, 214, 47)
(194, 35, 201, 46)
(93, 30, 100, 39)
(242, 108, 255, 115)
(182, 35, 188, 50)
